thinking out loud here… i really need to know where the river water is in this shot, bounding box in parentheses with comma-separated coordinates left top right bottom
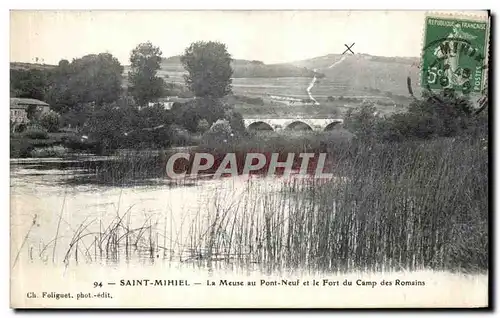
(10, 155, 307, 270)
(10, 156, 489, 308)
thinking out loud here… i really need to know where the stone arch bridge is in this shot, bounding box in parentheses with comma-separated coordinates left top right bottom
(243, 118, 344, 132)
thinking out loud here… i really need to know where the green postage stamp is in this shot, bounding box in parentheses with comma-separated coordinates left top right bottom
(421, 14, 490, 96)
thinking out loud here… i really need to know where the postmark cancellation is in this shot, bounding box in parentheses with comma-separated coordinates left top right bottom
(421, 13, 490, 99)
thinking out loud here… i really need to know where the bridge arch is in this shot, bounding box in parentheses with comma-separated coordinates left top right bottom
(285, 121, 313, 131)
(247, 121, 274, 131)
(243, 118, 344, 131)
(324, 121, 342, 131)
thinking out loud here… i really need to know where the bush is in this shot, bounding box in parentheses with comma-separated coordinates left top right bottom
(23, 128, 48, 140)
(30, 145, 69, 158)
(62, 135, 98, 152)
(14, 123, 27, 133)
(209, 119, 232, 134)
(172, 98, 245, 137)
(344, 102, 381, 141)
(168, 125, 194, 146)
(60, 105, 94, 129)
(204, 119, 233, 144)
(25, 138, 58, 147)
(40, 110, 61, 132)
(384, 93, 480, 141)
(10, 139, 34, 158)
(196, 119, 210, 133)
(172, 97, 231, 132)
(223, 109, 246, 136)
(344, 92, 486, 143)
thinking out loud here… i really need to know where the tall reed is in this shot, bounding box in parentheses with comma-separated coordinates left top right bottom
(188, 137, 488, 274)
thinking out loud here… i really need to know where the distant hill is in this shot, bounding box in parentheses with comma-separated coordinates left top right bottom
(161, 55, 321, 78)
(290, 53, 421, 96)
(130, 53, 422, 96)
(11, 52, 422, 97)
(10, 62, 56, 71)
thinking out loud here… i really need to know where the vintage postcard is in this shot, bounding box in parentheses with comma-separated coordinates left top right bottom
(9, 10, 490, 309)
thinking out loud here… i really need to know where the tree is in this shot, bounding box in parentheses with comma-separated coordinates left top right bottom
(180, 41, 233, 98)
(58, 59, 69, 68)
(81, 99, 176, 152)
(172, 97, 232, 133)
(345, 91, 483, 143)
(47, 53, 124, 113)
(59, 103, 94, 130)
(128, 42, 165, 107)
(10, 68, 49, 100)
(84, 104, 130, 152)
(344, 102, 381, 141)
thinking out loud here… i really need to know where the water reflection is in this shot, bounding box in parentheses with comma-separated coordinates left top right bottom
(10, 155, 298, 272)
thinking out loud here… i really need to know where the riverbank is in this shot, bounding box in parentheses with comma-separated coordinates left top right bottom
(9, 127, 355, 159)
(10, 135, 488, 274)
(10, 131, 94, 158)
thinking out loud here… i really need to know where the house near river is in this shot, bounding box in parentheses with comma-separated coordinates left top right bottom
(10, 97, 51, 132)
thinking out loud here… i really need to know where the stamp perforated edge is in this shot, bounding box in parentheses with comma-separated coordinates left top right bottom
(418, 10, 491, 97)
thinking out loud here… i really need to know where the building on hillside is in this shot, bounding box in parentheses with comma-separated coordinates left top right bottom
(267, 94, 317, 106)
(148, 101, 175, 110)
(147, 97, 195, 110)
(10, 98, 51, 130)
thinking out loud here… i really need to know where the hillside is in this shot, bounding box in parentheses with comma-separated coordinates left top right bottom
(161, 56, 320, 78)
(11, 52, 421, 96)
(11, 52, 422, 104)
(291, 53, 421, 96)
(10, 62, 56, 71)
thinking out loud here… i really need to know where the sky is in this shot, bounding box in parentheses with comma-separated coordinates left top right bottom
(10, 10, 488, 65)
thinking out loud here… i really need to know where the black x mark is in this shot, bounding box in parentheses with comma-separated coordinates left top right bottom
(342, 43, 355, 55)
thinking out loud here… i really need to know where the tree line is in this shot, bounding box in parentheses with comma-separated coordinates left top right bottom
(344, 90, 488, 143)
(11, 40, 242, 152)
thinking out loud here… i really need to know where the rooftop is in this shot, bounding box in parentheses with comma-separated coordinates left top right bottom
(10, 98, 50, 109)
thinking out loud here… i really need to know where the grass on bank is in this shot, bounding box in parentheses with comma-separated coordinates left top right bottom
(14, 135, 488, 275)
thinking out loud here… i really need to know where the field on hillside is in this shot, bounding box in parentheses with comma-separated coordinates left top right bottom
(158, 71, 414, 101)
(233, 98, 404, 119)
(122, 54, 419, 119)
(293, 54, 422, 96)
(156, 71, 412, 118)
(154, 53, 422, 97)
